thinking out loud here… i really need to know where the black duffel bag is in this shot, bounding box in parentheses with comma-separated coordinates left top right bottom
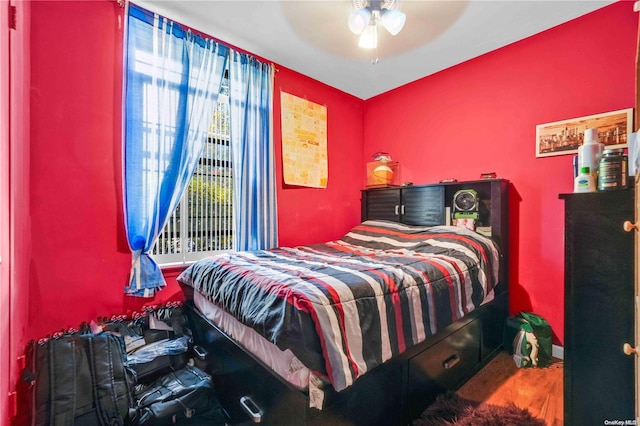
(20, 331, 136, 426)
(131, 365, 226, 425)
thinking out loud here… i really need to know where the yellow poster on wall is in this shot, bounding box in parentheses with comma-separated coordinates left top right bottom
(281, 92, 328, 188)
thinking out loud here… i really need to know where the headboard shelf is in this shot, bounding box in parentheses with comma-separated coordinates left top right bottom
(361, 178, 510, 291)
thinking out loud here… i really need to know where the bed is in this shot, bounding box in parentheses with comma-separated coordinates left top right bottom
(179, 178, 510, 425)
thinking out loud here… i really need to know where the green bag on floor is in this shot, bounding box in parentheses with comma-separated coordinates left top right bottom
(503, 312, 553, 368)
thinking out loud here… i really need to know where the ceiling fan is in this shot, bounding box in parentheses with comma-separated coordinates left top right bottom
(347, 0, 407, 49)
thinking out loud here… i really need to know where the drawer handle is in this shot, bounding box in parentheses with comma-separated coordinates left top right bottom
(624, 343, 639, 356)
(624, 221, 638, 232)
(193, 345, 207, 360)
(240, 395, 263, 423)
(443, 354, 460, 369)
(395, 205, 399, 215)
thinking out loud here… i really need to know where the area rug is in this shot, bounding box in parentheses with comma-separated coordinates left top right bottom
(412, 391, 546, 426)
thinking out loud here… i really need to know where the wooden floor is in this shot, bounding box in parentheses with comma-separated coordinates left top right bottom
(457, 351, 564, 426)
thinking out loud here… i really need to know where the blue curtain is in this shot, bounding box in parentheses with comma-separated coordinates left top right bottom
(228, 51, 278, 251)
(123, 5, 228, 297)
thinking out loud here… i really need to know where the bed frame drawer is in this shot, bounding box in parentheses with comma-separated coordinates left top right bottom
(186, 301, 405, 425)
(407, 319, 481, 419)
(186, 302, 308, 424)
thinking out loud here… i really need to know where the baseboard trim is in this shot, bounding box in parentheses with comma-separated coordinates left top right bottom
(552, 344, 564, 360)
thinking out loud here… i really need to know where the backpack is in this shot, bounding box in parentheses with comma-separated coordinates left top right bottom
(504, 312, 553, 368)
(18, 331, 137, 426)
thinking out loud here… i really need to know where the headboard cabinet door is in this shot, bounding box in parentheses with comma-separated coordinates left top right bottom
(401, 186, 445, 226)
(361, 185, 444, 226)
(362, 188, 401, 222)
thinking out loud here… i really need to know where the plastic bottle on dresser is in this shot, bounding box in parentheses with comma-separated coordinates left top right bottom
(578, 128, 604, 183)
(574, 166, 596, 193)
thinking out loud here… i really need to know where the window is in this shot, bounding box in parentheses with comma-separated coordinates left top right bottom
(151, 80, 233, 265)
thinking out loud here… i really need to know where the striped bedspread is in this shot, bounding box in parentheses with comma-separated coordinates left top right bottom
(177, 220, 500, 391)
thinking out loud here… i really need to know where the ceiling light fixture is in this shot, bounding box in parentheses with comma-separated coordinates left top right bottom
(348, 0, 406, 49)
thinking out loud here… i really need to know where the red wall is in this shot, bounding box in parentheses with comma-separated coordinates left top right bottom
(28, 1, 134, 340)
(22, 0, 364, 351)
(274, 69, 364, 247)
(364, 1, 637, 344)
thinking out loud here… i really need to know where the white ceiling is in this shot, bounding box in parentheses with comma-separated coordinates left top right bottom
(136, 0, 615, 100)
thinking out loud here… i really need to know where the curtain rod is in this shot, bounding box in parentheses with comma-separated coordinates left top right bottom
(114, 0, 278, 72)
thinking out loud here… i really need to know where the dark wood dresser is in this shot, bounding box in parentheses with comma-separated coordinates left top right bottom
(559, 189, 635, 425)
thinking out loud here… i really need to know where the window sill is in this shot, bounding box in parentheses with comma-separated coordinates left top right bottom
(161, 264, 189, 278)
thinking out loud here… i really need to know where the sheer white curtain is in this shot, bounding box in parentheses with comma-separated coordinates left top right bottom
(123, 4, 228, 296)
(228, 51, 278, 251)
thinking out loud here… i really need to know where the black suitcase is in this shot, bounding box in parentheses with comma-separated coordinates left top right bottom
(108, 304, 190, 384)
(132, 365, 226, 425)
(131, 352, 188, 384)
(128, 337, 190, 384)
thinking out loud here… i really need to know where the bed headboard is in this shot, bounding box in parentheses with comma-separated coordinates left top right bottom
(361, 178, 510, 292)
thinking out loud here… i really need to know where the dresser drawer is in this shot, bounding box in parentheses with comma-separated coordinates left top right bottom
(407, 319, 481, 418)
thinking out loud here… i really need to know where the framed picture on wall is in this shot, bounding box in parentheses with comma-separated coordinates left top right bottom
(535, 108, 633, 157)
